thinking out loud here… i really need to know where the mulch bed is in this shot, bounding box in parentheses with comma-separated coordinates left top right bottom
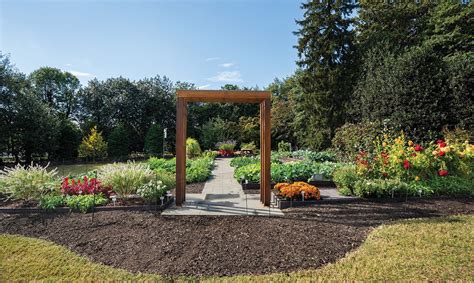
(170, 182, 206, 195)
(0, 198, 472, 278)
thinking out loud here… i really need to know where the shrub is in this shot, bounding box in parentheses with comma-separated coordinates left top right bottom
(186, 157, 214, 183)
(278, 141, 291, 152)
(332, 121, 384, 162)
(234, 163, 261, 183)
(148, 157, 176, 173)
(0, 164, 58, 201)
(274, 182, 320, 200)
(202, 150, 218, 159)
(99, 163, 155, 197)
(136, 179, 166, 201)
(186, 138, 202, 158)
(217, 140, 236, 151)
(39, 194, 64, 211)
(230, 156, 260, 168)
(144, 124, 163, 157)
(154, 169, 176, 190)
(61, 176, 111, 197)
(241, 142, 257, 152)
(65, 194, 108, 213)
(78, 126, 107, 162)
(333, 165, 359, 196)
(107, 125, 129, 161)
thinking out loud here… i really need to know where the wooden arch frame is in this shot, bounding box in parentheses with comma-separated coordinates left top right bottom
(176, 90, 271, 206)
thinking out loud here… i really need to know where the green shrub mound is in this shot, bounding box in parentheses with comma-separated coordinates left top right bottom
(147, 155, 215, 184)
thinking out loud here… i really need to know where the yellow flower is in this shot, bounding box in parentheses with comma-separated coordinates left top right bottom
(408, 140, 414, 146)
(444, 146, 451, 153)
(399, 150, 404, 155)
(432, 150, 438, 156)
(382, 142, 387, 147)
(395, 138, 402, 145)
(383, 134, 388, 139)
(415, 176, 420, 181)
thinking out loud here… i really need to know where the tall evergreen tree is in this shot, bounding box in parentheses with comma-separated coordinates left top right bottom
(108, 124, 130, 161)
(144, 124, 164, 157)
(294, 0, 356, 149)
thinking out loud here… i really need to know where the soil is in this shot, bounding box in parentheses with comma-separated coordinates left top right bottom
(0, 198, 472, 278)
(170, 182, 206, 195)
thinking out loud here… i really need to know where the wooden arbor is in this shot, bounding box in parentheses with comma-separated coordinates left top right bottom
(176, 90, 272, 206)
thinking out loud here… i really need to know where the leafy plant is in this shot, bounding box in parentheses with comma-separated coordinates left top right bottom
(154, 169, 176, 190)
(61, 176, 111, 196)
(0, 163, 58, 201)
(230, 156, 260, 168)
(78, 126, 108, 162)
(99, 163, 155, 197)
(39, 194, 64, 211)
(216, 140, 236, 151)
(186, 157, 214, 183)
(136, 179, 166, 201)
(65, 194, 108, 213)
(277, 141, 291, 152)
(333, 165, 360, 196)
(186, 138, 202, 158)
(241, 142, 257, 152)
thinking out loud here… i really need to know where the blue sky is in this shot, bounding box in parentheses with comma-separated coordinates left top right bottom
(0, 0, 302, 89)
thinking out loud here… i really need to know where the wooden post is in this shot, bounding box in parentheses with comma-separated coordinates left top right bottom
(260, 98, 271, 206)
(176, 97, 187, 206)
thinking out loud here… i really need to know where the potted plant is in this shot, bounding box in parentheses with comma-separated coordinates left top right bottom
(216, 140, 236, 157)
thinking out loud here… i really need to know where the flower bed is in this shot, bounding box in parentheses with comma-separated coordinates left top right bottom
(0, 162, 176, 213)
(333, 132, 474, 198)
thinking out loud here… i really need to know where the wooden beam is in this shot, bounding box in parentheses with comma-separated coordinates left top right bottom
(260, 98, 271, 206)
(177, 90, 270, 103)
(175, 97, 187, 206)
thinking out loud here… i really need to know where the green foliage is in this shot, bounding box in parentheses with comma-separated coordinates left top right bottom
(332, 122, 384, 162)
(234, 163, 261, 183)
(238, 116, 259, 147)
(230, 156, 260, 169)
(333, 165, 360, 196)
(29, 67, 80, 119)
(353, 179, 412, 198)
(147, 157, 176, 173)
(420, 175, 474, 197)
(186, 138, 202, 158)
(107, 125, 129, 161)
(240, 142, 257, 152)
(277, 141, 291, 152)
(144, 124, 163, 157)
(153, 169, 176, 190)
(0, 164, 58, 201)
(65, 194, 107, 213)
(199, 117, 238, 150)
(39, 194, 64, 211)
(186, 157, 214, 183)
(294, 0, 356, 150)
(99, 163, 155, 197)
(136, 179, 166, 201)
(78, 126, 107, 162)
(52, 119, 81, 161)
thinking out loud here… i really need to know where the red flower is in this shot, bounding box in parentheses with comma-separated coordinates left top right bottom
(414, 144, 423, 152)
(411, 153, 417, 157)
(403, 159, 410, 170)
(438, 150, 446, 157)
(436, 139, 446, 148)
(438, 169, 448, 176)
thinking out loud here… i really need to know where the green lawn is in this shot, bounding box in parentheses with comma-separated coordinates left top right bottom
(1, 215, 473, 282)
(53, 163, 106, 177)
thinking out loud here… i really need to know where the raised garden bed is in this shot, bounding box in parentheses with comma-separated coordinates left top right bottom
(273, 189, 358, 209)
(0, 196, 174, 214)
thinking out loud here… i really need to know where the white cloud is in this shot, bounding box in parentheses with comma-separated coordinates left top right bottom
(65, 63, 72, 66)
(219, 62, 235, 68)
(207, 71, 243, 83)
(198, 84, 211, 89)
(205, 57, 220, 61)
(68, 70, 93, 78)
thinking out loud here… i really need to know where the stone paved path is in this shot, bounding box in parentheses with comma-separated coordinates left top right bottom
(162, 158, 284, 216)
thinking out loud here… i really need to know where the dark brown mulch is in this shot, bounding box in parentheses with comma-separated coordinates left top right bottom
(170, 182, 206, 195)
(0, 198, 472, 278)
